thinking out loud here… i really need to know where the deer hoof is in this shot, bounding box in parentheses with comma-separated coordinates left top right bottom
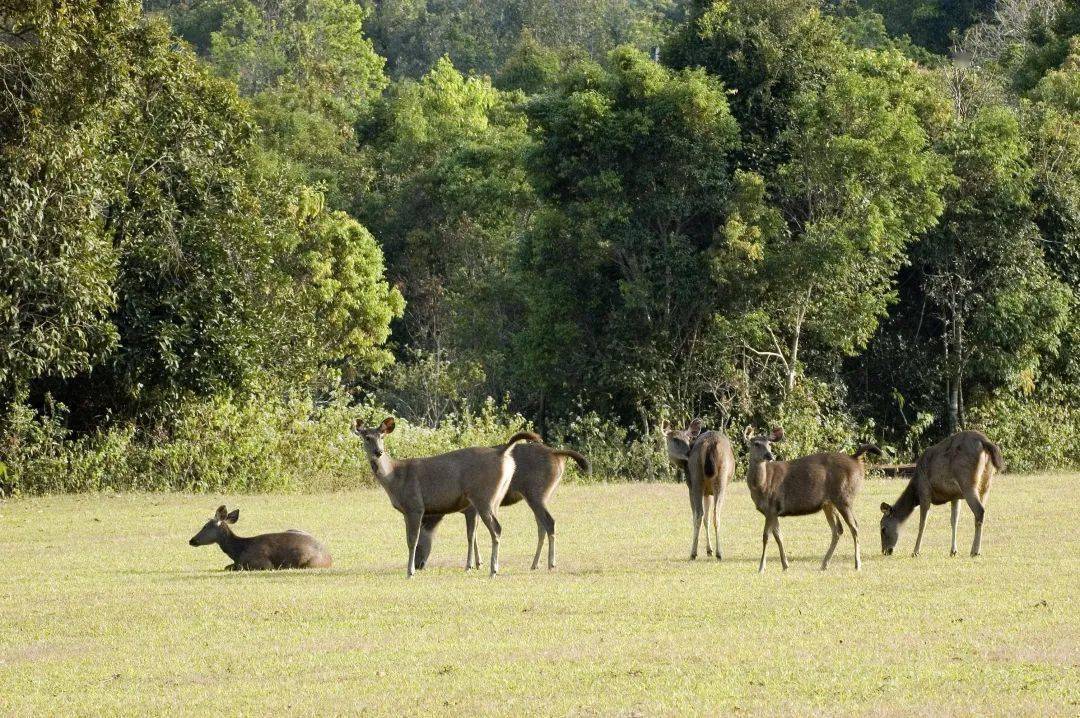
(706, 548, 713, 557)
(950, 549, 958, 557)
(912, 551, 920, 558)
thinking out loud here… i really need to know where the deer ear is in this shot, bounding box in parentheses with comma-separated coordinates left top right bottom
(214, 505, 228, 521)
(661, 420, 670, 432)
(880, 502, 892, 515)
(743, 425, 755, 441)
(769, 427, 784, 442)
(688, 418, 703, 438)
(226, 509, 239, 524)
(380, 417, 396, 434)
(351, 418, 364, 435)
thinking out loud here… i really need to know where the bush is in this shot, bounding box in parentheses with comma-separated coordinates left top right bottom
(970, 390, 1080, 472)
(0, 393, 537, 496)
(549, 409, 671, 484)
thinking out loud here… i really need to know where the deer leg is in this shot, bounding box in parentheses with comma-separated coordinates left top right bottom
(949, 499, 960, 556)
(525, 497, 556, 570)
(912, 502, 930, 557)
(821, 504, 842, 571)
(758, 516, 771, 573)
(476, 507, 502, 577)
(702, 494, 714, 557)
(542, 507, 556, 570)
(712, 484, 725, 561)
(404, 511, 423, 578)
(962, 486, 986, 557)
(415, 514, 443, 570)
(530, 521, 545, 571)
(837, 504, 861, 571)
(770, 519, 789, 571)
(464, 509, 478, 570)
(688, 482, 704, 560)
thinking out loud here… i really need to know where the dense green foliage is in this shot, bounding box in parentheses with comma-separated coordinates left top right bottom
(2, 0, 1079, 493)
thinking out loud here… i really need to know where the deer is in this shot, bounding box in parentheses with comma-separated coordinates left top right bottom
(188, 505, 332, 570)
(880, 430, 1004, 558)
(743, 427, 881, 572)
(351, 417, 541, 577)
(413, 442, 590, 571)
(663, 419, 735, 561)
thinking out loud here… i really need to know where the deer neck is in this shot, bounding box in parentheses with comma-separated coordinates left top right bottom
(746, 457, 769, 491)
(217, 526, 249, 562)
(369, 452, 396, 484)
(889, 480, 920, 524)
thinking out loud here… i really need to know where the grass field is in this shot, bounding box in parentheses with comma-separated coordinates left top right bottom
(1, 474, 1077, 716)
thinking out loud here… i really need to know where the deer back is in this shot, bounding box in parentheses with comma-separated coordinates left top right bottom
(776, 452, 864, 514)
(238, 530, 331, 569)
(397, 446, 511, 513)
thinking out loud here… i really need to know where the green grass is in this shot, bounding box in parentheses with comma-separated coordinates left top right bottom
(1, 475, 1076, 716)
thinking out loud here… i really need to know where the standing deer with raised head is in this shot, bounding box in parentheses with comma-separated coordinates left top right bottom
(880, 430, 1003, 557)
(664, 419, 735, 560)
(743, 426, 881, 572)
(351, 417, 540, 577)
(413, 442, 590, 571)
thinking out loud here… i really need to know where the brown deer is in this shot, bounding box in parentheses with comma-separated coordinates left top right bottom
(880, 430, 1004, 557)
(413, 442, 590, 571)
(664, 419, 735, 560)
(351, 417, 540, 577)
(188, 505, 332, 570)
(743, 427, 881, 572)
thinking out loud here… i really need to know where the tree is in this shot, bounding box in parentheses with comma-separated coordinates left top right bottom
(856, 0, 994, 55)
(2, 1, 402, 429)
(664, 1, 949, 430)
(355, 57, 536, 416)
(207, 0, 388, 210)
(1, 1, 125, 396)
(855, 65, 1074, 440)
(516, 46, 741, 428)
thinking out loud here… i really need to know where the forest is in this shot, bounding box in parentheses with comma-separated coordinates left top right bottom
(2, 0, 1078, 494)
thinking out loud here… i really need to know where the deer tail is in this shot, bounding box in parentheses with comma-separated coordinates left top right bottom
(552, 449, 591, 474)
(703, 453, 716, 479)
(851, 444, 883, 461)
(981, 438, 1005, 472)
(501, 431, 542, 454)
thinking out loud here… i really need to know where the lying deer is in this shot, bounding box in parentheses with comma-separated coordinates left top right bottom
(351, 417, 540, 577)
(664, 419, 735, 560)
(414, 442, 590, 571)
(743, 427, 880, 572)
(880, 430, 1004, 557)
(188, 505, 332, 570)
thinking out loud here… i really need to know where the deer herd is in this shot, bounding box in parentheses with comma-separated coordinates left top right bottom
(188, 417, 1004, 576)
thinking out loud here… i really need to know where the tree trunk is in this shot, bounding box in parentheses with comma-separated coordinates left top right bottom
(537, 391, 547, 443)
(947, 376, 960, 434)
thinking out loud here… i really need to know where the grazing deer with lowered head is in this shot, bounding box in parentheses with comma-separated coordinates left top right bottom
(880, 430, 1003, 557)
(743, 427, 881, 572)
(188, 505, 332, 570)
(414, 442, 590, 571)
(351, 417, 540, 577)
(663, 419, 735, 560)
